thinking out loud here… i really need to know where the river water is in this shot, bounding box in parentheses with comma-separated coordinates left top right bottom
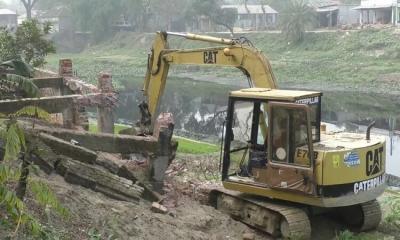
(112, 77, 400, 176)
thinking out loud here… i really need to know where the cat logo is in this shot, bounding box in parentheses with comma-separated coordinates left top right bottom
(366, 147, 384, 176)
(204, 51, 218, 64)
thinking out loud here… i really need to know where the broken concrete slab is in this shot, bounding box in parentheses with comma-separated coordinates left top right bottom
(32, 77, 63, 89)
(151, 202, 168, 214)
(57, 158, 144, 202)
(39, 132, 97, 165)
(33, 125, 159, 154)
(242, 233, 255, 240)
(0, 93, 113, 114)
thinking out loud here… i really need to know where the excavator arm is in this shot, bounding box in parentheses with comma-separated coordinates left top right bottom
(142, 31, 278, 128)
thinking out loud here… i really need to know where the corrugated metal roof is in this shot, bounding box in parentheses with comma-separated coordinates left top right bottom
(310, 0, 340, 8)
(0, 9, 16, 15)
(316, 6, 339, 12)
(221, 5, 278, 14)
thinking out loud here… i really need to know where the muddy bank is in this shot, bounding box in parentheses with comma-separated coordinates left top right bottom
(2, 153, 399, 240)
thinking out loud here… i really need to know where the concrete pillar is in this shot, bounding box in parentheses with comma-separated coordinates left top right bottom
(360, 11, 363, 25)
(97, 72, 115, 134)
(392, 6, 395, 25)
(151, 112, 175, 192)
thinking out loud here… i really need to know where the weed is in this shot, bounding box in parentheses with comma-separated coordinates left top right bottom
(384, 191, 400, 225)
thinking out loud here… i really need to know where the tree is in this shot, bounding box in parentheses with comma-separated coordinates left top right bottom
(20, 0, 39, 19)
(0, 30, 18, 62)
(0, 19, 57, 67)
(69, 0, 127, 41)
(189, 0, 238, 36)
(280, 0, 316, 43)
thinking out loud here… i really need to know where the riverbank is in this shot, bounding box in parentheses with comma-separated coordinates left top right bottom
(45, 29, 400, 95)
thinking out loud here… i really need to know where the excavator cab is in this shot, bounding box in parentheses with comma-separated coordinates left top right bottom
(222, 88, 322, 195)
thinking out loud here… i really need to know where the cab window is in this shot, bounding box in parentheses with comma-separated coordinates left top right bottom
(269, 104, 312, 167)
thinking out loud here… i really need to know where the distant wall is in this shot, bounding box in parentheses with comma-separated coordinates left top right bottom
(0, 14, 17, 31)
(338, 5, 359, 25)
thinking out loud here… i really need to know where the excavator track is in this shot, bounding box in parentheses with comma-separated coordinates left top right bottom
(337, 199, 382, 232)
(359, 200, 382, 231)
(209, 189, 311, 240)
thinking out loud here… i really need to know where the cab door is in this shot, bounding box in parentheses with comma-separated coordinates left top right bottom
(265, 102, 316, 195)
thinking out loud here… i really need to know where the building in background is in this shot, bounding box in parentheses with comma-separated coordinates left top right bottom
(221, 4, 278, 31)
(354, 0, 400, 25)
(311, 1, 359, 28)
(0, 9, 17, 31)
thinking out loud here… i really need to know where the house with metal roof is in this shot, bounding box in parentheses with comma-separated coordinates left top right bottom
(353, 0, 400, 25)
(0, 9, 17, 31)
(221, 4, 278, 31)
(311, 1, 359, 28)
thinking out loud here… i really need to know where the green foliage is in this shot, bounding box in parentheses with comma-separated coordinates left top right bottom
(0, 106, 67, 237)
(0, 168, 43, 237)
(0, 59, 38, 99)
(336, 230, 359, 240)
(280, 0, 316, 43)
(1, 59, 34, 77)
(88, 228, 102, 240)
(69, 0, 129, 41)
(385, 191, 400, 224)
(4, 122, 25, 161)
(0, 30, 18, 62)
(30, 180, 69, 217)
(0, 20, 55, 68)
(12, 106, 51, 121)
(335, 230, 380, 240)
(0, 74, 39, 98)
(16, 19, 56, 67)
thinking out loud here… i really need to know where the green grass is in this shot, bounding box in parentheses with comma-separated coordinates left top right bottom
(88, 123, 219, 154)
(174, 136, 220, 154)
(334, 229, 395, 240)
(45, 29, 400, 94)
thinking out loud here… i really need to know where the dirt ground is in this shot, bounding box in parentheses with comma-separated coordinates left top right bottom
(2, 153, 400, 240)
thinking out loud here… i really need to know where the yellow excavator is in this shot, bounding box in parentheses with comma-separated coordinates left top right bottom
(140, 31, 386, 239)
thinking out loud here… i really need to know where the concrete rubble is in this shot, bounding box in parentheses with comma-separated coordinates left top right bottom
(1, 59, 178, 204)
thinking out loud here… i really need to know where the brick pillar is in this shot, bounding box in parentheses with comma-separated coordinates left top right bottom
(59, 59, 75, 128)
(59, 59, 73, 77)
(97, 72, 115, 134)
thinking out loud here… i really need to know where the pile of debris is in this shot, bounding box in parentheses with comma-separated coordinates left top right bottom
(24, 117, 176, 203)
(1, 59, 178, 207)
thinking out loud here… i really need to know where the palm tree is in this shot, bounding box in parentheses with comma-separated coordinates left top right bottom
(0, 59, 67, 236)
(280, 0, 316, 43)
(0, 59, 39, 99)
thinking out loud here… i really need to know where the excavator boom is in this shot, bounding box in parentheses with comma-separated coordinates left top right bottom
(142, 31, 277, 126)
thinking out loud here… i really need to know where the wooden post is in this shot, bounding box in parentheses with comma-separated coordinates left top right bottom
(97, 72, 115, 134)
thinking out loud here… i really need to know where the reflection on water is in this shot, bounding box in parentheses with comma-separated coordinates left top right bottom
(114, 78, 400, 176)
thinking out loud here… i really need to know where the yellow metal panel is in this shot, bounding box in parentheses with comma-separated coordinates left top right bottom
(322, 143, 385, 185)
(223, 180, 386, 208)
(230, 89, 321, 101)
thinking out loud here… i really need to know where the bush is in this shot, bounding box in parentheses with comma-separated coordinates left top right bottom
(0, 20, 55, 67)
